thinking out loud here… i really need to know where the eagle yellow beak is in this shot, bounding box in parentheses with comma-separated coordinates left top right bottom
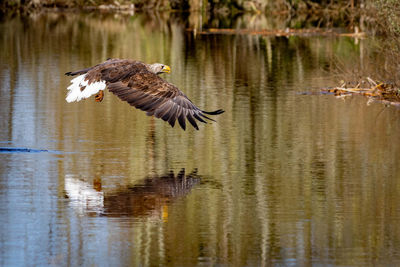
(163, 65, 171, 73)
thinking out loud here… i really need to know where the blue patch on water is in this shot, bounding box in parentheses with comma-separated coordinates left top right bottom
(0, 147, 60, 154)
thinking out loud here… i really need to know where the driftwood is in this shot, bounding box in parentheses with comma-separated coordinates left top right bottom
(321, 77, 400, 107)
(187, 28, 366, 38)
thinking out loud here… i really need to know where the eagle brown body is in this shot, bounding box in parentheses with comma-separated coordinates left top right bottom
(65, 59, 224, 130)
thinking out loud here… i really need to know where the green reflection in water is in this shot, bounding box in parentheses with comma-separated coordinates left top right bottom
(1, 12, 400, 267)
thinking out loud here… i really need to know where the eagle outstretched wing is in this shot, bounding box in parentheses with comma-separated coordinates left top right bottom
(65, 59, 224, 130)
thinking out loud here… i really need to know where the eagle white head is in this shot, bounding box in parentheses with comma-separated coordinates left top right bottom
(148, 63, 171, 74)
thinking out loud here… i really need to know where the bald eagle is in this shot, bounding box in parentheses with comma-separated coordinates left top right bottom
(65, 59, 224, 130)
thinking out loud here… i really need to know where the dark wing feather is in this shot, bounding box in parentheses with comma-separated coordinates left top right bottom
(65, 58, 119, 76)
(100, 61, 148, 83)
(65, 58, 146, 84)
(106, 70, 223, 130)
(65, 67, 94, 76)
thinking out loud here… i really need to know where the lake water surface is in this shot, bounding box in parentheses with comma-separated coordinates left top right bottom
(1, 12, 400, 266)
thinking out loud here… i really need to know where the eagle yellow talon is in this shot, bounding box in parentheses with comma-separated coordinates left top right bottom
(95, 90, 104, 102)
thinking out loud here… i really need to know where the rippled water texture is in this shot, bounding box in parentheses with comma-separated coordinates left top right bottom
(1, 12, 400, 266)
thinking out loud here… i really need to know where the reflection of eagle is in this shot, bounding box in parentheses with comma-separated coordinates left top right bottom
(104, 169, 201, 217)
(65, 59, 224, 130)
(65, 169, 201, 218)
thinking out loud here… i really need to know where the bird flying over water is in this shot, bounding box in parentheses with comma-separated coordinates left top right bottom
(65, 58, 224, 130)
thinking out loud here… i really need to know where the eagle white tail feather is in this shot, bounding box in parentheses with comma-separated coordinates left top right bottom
(66, 74, 106, 103)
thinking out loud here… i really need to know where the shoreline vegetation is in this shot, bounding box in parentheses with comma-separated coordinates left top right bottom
(0, 0, 364, 12)
(1, 1, 399, 36)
